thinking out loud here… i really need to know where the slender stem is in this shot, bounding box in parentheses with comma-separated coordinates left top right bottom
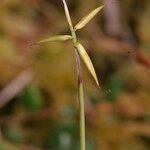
(62, 1, 86, 149)
(73, 28, 85, 150)
(79, 82, 85, 150)
(75, 49, 85, 150)
(72, 16, 86, 150)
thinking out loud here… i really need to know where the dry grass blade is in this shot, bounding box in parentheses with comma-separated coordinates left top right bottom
(76, 42, 99, 87)
(74, 5, 104, 31)
(0, 70, 33, 108)
(32, 35, 72, 45)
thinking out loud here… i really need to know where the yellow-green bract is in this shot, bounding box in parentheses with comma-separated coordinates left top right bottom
(35, 35, 72, 44)
(74, 5, 104, 31)
(62, 0, 73, 29)
(76, 42, 99, 87)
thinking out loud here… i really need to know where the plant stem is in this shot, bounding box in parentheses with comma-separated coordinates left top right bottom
(62, 1, 86, 149)
(69, 11, 86, 150)
(74, 48, 86, 150)
(72, 29, 85, 150)
(78, 79, 85, 150)
(71, 24, 85, 150)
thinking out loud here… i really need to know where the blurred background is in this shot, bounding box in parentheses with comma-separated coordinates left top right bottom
(0, 0, 150, 149)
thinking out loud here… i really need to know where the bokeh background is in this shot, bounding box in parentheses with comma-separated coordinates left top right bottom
(0, 0, 150, 149)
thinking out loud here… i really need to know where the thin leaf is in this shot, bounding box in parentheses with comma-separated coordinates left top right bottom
(76, 42, 99, 87)
(33, 35, 72, 45)
(74, 5, 104, 31)
(62, 0, 73, 29)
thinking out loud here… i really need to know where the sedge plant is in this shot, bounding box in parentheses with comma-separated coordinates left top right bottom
(33, 1, 104, 150)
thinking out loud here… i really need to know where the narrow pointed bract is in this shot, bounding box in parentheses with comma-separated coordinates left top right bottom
(34, 35, 72, 45)
(74, 5, 104, 31)
(76, 42, 99, 87)
(62, 0, 73, 30)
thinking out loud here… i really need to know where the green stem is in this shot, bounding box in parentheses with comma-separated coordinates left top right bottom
(62, 1, 86, 148)
(79, 82, 85, 150)
(74, 46, 86, 150)
(69, 17, 85, 150)
(72, 28, 86, 150)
